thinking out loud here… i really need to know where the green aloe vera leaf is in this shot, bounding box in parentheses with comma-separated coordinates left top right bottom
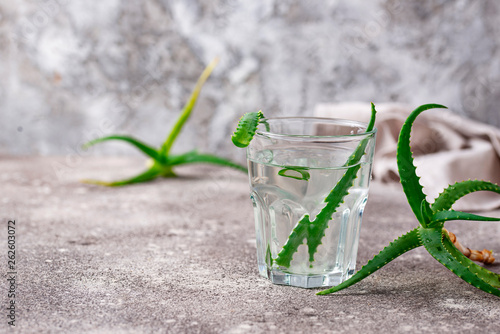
(231, 111, 265, 148)
(442, 233, 500, 288)
(160, 58, 219, 157)
(430, 210, 500, 228)
(318, 228, 422, 295)
(305, 103, 377, 261)
(305, 163, 363, 262)
(396, 104, 447, 225)
(168, 150, 247, 172)
(366, 102, 377, 130)
(84, 135, 161, 162)
(277, 167, 310, 181)
(275, 103, 377, 266)
(81, 166, 162, 187)
(432, 180, 500, 212)
(420, 227, 500, 297)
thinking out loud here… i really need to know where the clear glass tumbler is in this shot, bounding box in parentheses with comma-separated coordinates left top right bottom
(247, 117, 377, 288)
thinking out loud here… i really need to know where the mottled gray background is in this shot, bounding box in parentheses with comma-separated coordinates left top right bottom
(2, 0, 500, 160)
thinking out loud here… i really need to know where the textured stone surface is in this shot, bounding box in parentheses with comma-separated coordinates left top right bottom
(1, 0, 500, 157)
(2, 156, 500, 333)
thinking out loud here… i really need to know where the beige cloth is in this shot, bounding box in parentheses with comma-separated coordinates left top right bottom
(315, 102, 500, 211)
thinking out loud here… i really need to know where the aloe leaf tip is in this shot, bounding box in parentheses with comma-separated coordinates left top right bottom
(231, 111, 265, 148)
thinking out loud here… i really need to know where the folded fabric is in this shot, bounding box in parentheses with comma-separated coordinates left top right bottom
(314, 102, 500, 211)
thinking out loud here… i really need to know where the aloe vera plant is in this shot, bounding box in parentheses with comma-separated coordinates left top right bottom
(318, 103, 500, 296)
(82, 59, 246, 186)
(233, 103, 500, 297)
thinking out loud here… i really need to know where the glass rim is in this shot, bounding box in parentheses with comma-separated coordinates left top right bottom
(255, 116, 377, 141)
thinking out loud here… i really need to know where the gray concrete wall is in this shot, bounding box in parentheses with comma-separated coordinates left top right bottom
(2, 0, 500, 158)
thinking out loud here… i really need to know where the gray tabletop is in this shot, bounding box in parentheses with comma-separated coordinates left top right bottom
(2, 156, 500, 333)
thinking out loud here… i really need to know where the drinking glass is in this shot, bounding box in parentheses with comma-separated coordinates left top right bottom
(247, 117, 377, 288)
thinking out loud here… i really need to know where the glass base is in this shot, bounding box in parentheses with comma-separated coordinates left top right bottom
(260, 266, 354, 289)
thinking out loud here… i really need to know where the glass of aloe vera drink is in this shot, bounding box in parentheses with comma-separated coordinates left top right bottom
(247, 117, 377, 288)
